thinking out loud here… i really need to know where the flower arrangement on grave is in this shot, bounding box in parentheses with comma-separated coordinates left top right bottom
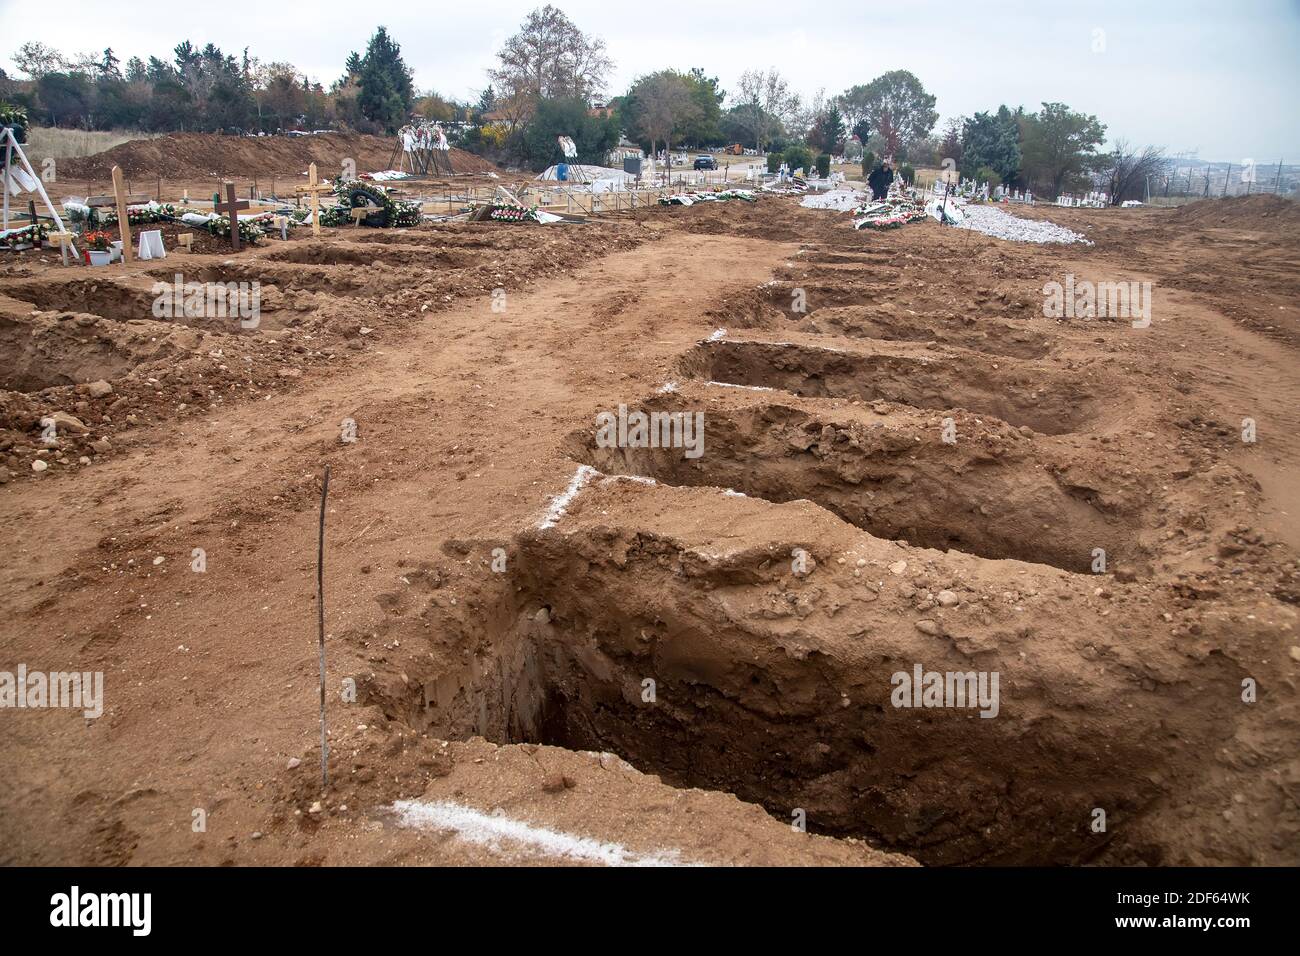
(100, 202, 178, 227)
(488, 203, 540, 223)
(321, 179, 422, 228)
(852, 199, 928, 230)
(83, 230, 112, 251)
(207, 214, 263, 244)
(3, 221, 49, 245)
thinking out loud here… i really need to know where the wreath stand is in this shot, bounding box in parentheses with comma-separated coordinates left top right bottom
(2, 125, 79, 262)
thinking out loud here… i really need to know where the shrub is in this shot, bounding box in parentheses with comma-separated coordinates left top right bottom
(975, 165, 1002, 189)
(783, 145, 812, 174)
(816, 153, 832, 178)
(898, 163, 915, 185)
(767, 151, 782, 174)
(861, 150, 875, 179)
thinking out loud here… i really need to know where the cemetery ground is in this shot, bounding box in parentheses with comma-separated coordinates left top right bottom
(0, 188, 1297, 866)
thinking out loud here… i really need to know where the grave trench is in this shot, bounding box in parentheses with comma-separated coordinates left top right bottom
(795, 306, 1052, 359)
(562, 395, 1139, 573)
(680, 338, 1095, 436)
(359, 482, 1234, 866)
(149, 262, 377, 297)
(6, 279, 161, 324)
(351, 230, 545, 252)
(0, 314, 141, 391)
(266, 243, 478, 269)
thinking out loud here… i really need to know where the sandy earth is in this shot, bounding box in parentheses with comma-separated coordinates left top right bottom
(0, 186, 1297, 867)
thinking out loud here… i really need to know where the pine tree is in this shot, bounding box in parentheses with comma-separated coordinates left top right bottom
(356, 27, 413, 133)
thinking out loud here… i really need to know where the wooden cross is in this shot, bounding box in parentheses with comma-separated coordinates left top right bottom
(177, 233, 194, 252)
(295, 163, 332, 238)
(214, 182, 251, 250)
(110, 165, 133, 264)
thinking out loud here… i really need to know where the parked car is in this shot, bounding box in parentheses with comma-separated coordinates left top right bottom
(694, 155, 718, 170)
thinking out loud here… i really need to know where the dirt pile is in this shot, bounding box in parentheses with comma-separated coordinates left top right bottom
(1170, 194, 1300, 231)
(58, 132, 500, 180)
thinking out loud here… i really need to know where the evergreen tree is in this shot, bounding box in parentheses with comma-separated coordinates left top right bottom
(356, 27, 413, 133)
(961, 106, 1021, 183)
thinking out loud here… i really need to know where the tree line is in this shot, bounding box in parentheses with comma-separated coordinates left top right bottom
(3, 4, 1158, 200)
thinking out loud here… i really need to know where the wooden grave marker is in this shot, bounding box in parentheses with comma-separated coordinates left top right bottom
(214, 181, 251, 251)
(110, 165, 133, 264)
(296, 163, 332, 237)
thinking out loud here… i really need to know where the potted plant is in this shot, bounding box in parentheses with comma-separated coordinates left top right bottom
(83, 230, 113, 266)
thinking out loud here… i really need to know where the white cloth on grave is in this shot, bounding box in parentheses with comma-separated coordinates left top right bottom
(137, 229, 166, 260)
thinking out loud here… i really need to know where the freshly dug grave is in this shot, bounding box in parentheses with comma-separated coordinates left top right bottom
(362, 476, 1282, 865)
(563, 386, 1151, 573)
(794, 305, 1052, 359)
(0, 217, 656, 477)
(0, 309, 195, 393)
(679, 337, 1099, 435)
(266, 242, 478, 269)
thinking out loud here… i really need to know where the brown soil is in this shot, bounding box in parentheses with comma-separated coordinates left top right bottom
(0, 192, 1297, 867)
(58, 132, 501, 181)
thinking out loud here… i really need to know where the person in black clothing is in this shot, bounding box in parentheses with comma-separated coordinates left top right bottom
(867, 161, 895, 200)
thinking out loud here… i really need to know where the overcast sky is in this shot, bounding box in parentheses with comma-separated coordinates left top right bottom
(2, 0, 1297, 160)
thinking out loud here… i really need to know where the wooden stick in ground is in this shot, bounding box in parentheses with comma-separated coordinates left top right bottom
(317, 464, 331, 790)
(111, 165, 133, 263)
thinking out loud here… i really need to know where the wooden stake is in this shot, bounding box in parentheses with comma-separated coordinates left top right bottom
(111, 165, 133, 263)
(317, 464, 331, 791)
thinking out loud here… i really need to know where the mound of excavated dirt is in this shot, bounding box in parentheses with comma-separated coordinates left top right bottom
(58, 132, 501, 180)
(1170, 194, 1300, 231)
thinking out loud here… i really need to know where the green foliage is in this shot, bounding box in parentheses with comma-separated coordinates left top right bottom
(897, 163, 915, 185)
(682, 68, 725, 146)
(0, 102, 29, 142)
(861, 150, 875, 179)
(1019, 102, 1108, 195)
(356, 27, 414, 133)
(960, 106, 1022, 183)
(808, 103, 846, 154)
(622, 70, 699, 154)
(974, 165, 1002, 188)
(520, 97, 620, 171)
(815, 153, 831, 178)
(782, 145, 812, 174)
(767, 152, 782, 174)
(838, 71, 937, 158)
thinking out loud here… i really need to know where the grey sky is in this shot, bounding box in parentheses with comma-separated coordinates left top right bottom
(2, 0, 1296, 160)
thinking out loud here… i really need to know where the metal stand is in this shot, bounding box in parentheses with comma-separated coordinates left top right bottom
(1, 126, 79, 257)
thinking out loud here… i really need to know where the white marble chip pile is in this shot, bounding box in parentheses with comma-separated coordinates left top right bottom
(955, 204, 1092, 245)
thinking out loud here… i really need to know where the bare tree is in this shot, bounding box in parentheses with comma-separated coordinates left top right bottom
(12, 41, 68, 79)
(732, 68, 798, 153)
(491, 4, 612, 102)
(1103, 140, 1167, 204)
